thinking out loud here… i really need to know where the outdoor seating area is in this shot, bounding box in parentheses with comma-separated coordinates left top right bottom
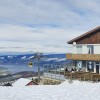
(43, 78, 62, 85)
(65, 71, 100, 82)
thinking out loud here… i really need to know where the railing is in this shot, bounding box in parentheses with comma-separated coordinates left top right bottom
(43, 72, 65, 80)
(66, 54, 100, 61)
(65, 71, 100, 81)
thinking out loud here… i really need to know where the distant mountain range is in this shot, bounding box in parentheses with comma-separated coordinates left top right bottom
(0, 54, 67, 65)
(0, 53, 72, 73)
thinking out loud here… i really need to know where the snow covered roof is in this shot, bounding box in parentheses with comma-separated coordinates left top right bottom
(13, 78, 31, 87)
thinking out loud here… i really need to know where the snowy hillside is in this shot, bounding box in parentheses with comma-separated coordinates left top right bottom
(0, 80, 100, 100)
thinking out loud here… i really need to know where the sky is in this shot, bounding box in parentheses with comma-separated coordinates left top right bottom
(0, 0, 100, 54)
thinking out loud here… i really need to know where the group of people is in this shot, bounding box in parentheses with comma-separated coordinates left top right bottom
(65, 67, 82, 73)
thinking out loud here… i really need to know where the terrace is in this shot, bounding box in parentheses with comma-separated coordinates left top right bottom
(64, 71, 100, 82)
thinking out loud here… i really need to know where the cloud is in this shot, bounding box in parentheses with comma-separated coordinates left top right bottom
(0, 0, 100, 54)
(0, 24, 82, 53)
(0, 0, 99, 28)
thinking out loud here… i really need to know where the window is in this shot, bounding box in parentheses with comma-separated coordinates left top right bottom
(77, 46, 82, 54)
(87, 45, 94, 54)
(89, 62, 92, 69)
(76, 61, 82, 69)
(87, 61, 94, 72)
(95, 62, 99, 65)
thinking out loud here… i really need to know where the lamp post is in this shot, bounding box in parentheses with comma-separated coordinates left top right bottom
(33, 51, 43, 83)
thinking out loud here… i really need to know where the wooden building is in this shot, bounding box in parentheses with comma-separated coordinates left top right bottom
(66, 26, 100, 73)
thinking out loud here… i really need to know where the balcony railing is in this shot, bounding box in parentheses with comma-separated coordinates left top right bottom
(66, 54, 100, 61)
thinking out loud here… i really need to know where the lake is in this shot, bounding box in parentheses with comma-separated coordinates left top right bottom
(0, 64, 43, 73)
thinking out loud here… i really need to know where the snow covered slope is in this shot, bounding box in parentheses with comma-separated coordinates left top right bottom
(0, 81, 100, 100)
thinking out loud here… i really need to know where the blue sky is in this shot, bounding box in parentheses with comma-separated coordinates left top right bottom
(0, 0, 100, 54)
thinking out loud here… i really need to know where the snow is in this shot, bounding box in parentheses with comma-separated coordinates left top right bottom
(21, 56, 26, 59)
(45, 58, 66, 62)
(46, 58, 58, 61)
(29, 56, 34, 59)
(56, 58, 66, 62)
(7, 56, 13, 59)
(0, 80, 100, 100)
(0, 57, 4, 59)
(13, 78, 31, 87)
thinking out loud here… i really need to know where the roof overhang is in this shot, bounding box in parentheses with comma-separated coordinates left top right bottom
(67, 26, 100, 44)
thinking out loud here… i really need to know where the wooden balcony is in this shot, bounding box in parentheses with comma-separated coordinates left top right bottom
(66, 54, 100, 61)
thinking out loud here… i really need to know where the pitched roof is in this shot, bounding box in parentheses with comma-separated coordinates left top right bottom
(13, 78, 31, 87)
(67, 26, 100, 44)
